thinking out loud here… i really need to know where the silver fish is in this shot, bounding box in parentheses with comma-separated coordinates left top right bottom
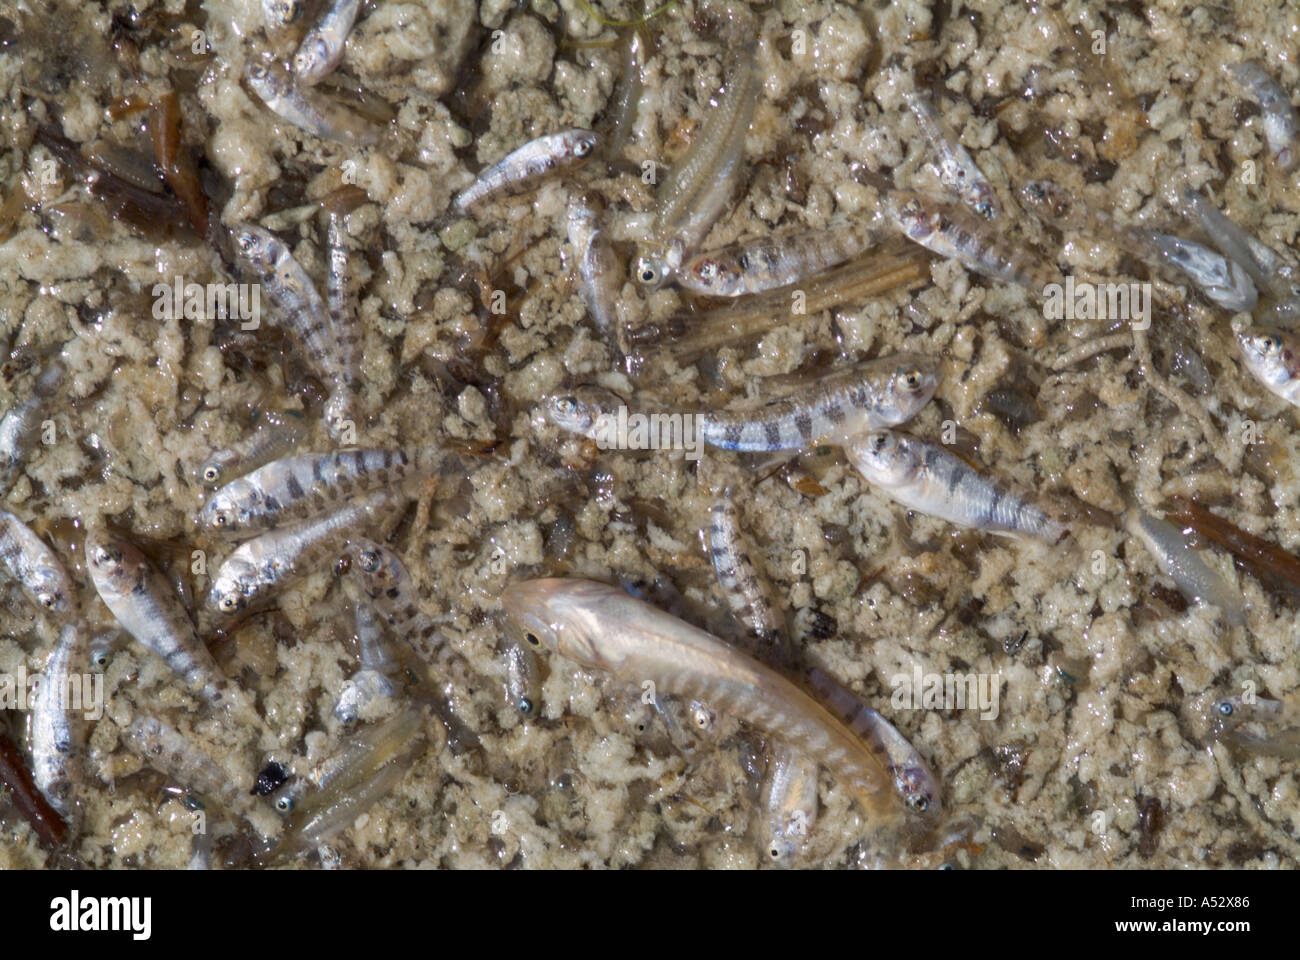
(209, 488, 404, 615)
(87, 529, 254, 718)
(0, 355, 64, 496)
(807, 667, 940, 818)
(293, 0, 361, 86)
(902, 86, 999, 220)
(28, 623, 90, 820)
(700, 354, 938, 452)
(270, 706, 427, 857)
(566, 190, 622, 341)
(886, 190, 1054, 291)
(262, 0, 304, 30)
(1227, 61, 1298, 172)
(232, 223, 354, 441)
(634, 43, 760, 287)
(847, 430, 1068, 543)
(199, 448, 419, 535)
(677, 220, 886, 298)
(0, 509, 74, 615)
(501, 578, 914, 824)
(758, 742, 819, 866)
(198, 407, 309, 488)
(1140, 231, 1257, 312)
(453, 129, 600, 213)
(1238, 325, 1300, 407)
(323, 205, 363, 438)
(706, 495, 789, 662)
(1124, 507, 1246, 626)
(245, 59, 379, 147)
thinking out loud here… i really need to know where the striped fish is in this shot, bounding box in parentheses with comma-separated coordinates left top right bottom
(700, 354, 938, 452)
(199, 448, 419, 535)
(706, 495, 789, 663)
(847, 430, 1067, 543)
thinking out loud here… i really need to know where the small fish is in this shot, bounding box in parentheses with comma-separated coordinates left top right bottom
(604, 26, 647, 160)
(1139, 231, 1257, 312)
(1237, 326, 1300, 408)
(293, 0, 361, 85)
(500, 579, 910, 822)
(541, 385, 625, 440)
(323, 204, 363, 437)
(706, 496, 789, 663)
(1124, 507, 1246, 626)
(504, 638, 542, 718)
(701, 354, 938, 452)
(232, 223, 354, 441)
(758, 743, 819, 866)
(335, 600, 398, 725)
(198, 407, 309, 488)
(0, 509, 74, 615)
(677, 220, 886, 297)
(245, 59, 379, 147)
(807, 667, 940, 818)
(121, 711, 258, 820)
(87, 530, 254, 718)
(270, 706, 427, 857)
(566, 191, 622, 341)
(1178, 186, 1300, 317)
(453, 129, 600, 213)
(886, 190, 1054, 291)
(847, 430, 1068, 543)
(1226, 61, 1299, 171)
(350, 539, 458, 673)
(901, 86, 999, 220)
(199, 449, 420, 535)
(634, 43, 761, 287)
(0, 355, 64, 496)
(28, 623, 90, 821)
(209, 489, 404, 615)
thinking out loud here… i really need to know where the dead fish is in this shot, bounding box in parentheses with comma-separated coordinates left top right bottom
(199, 448, 423, 535)
(198, 408, 310, 488)
(1124, 507, 1246, 626)
(1237, 325, 1300, 408)
(700, 354, 938, 452)
(0, 355, 64, 496)
(293, 0, 361, 86)
(1226, 61, 1299, 172)
(566, 190, 622, 342)
(28, 623, 90, 823)
(0, 509, 74, 615)
(901, 84, 999, 220)
(453, 129, 600, 213)
(209, 489, 404, 615)
(245, 58, 379, 147)
(847, 430, 1068, 543)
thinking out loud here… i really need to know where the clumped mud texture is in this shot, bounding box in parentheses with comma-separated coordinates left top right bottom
(1, 0, 1299, 868)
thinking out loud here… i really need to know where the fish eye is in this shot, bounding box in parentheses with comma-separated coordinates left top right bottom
(359, 550, 382, 573)
(218, 594, 241, 613)
(37, 592, 57, 610)
(517, 697, 534, 716)
(769, 846, 782, 860)
(551, 397, 577, 415)
(248, 64, 267, 80)
(524, 632, 541, 648)
(869, 433, 889, 452)
(202, 465, 221, 483)
(573, 137, 595, 157)
(635, 258, 661, 285)
(275, 795, 294, 813)
(1217, 700, 1234, 717)
(94, 653, 109, 668)
(213, 512, 228, 526)
(902, 368, 925, 391)
(908, 793, 930, 812)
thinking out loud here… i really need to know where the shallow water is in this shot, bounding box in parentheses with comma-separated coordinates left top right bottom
(1, 0, 1299, 868)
